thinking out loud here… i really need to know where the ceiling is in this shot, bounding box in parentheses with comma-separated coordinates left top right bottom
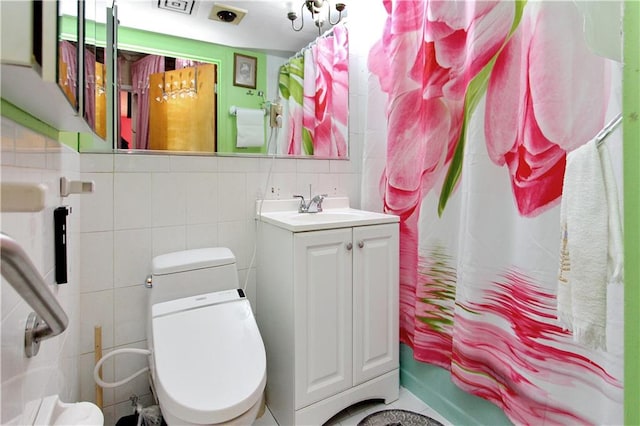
(82, 1, 349, 57)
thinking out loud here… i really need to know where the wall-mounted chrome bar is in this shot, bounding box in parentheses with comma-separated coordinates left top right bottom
(596, 113, 623, 148)
(0, 232, 69, 358)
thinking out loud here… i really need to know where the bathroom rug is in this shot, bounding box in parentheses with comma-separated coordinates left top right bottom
(357, 409, 444, 426)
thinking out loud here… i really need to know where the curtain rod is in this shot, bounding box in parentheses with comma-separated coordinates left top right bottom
(596, 113, 623, 147)
(290, 20, 348, 60)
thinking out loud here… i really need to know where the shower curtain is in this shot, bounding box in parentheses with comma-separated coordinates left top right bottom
(364, 1, 624, 424)
(131, 54, 164, 149)
(59, 40, 77, 106)
(84, 48, 97, 131)
(278, 23, 349, 157)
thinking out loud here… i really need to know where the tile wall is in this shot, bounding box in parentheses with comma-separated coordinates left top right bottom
(78, 151, 363, 423)
(0, 4, 379, 423)
(0, 117, 81, 424)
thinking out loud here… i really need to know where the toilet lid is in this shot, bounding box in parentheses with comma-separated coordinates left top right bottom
(152, 298, 266, 424)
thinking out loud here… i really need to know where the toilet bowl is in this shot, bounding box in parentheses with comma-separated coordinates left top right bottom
(32, 395, 103, 425)
(147, 248, 267, 425)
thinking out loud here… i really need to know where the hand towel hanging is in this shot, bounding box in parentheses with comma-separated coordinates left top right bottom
(235, 107, 264, 148)
(557, 139, 608, 350)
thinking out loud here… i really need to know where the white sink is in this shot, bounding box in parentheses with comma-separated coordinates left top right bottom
(257, 198, 399, 232)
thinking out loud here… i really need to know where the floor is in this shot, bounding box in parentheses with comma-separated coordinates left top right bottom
(253, 387, 452, 426)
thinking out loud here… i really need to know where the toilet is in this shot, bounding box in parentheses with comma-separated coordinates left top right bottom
(147, 247, 266, 425)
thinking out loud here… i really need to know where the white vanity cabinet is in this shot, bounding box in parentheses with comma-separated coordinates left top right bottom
(257, 214, 399, 426)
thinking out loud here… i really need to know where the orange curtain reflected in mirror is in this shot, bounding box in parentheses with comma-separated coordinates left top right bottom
(148, 63, 217, 152)
(94, 62, 107, 139)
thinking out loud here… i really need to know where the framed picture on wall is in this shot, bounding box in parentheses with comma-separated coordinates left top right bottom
(233, 53, 257, 89)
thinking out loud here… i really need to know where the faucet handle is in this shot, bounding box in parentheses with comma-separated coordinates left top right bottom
(309, 194, 328, 213)
(293, 195, 307, 212)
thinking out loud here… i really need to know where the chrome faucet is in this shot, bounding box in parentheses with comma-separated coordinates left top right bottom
(293, 193, 328, 213)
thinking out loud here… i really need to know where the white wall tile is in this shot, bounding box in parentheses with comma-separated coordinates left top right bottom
(269, 172, 297, 200)
(316, 173, 342, 198)
(218, 156, 260, 172)
(114, 285, 148, 346)
(297, 158, 330, 174)
(151, 173, 187, 227)
(114, 173, 151, 230)
(171, 155, 218, 172)
(80, 173, 114, 232)
(114, 229, 152, 288)
(245, 172, 270, 216)
(218, 220, 251, 270)
(115, 154, 170, 172)
(293, 173, 319, 198)
(14, 125, 46, 169)
(1, 118, 82, 422)
(81, 153, 114, 173)
(80, 290, 114, 354)
(1, 279, 21, 322)
(258, 157, 297, 173)
(186, 173, 218, 225)
(152, 226, 186, 257)
(80, 231, 114, 293)
(186, 223, 218, 249)
(217, 172, 247, 222)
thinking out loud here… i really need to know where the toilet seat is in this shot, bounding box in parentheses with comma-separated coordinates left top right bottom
(151, 291, 266, 425)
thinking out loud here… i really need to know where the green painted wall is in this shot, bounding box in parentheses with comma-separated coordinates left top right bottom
(623, 2, 640, 425)
(0, 99, 79, 150)
(61, 15, 268, 154)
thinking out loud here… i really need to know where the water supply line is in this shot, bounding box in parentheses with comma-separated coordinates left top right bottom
(93, 348, 151, 389)
(242, 117, 280, 292)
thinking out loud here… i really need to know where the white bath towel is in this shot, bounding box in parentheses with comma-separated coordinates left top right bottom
(600, 144, 625, 354)
(557, 139, 608, 349)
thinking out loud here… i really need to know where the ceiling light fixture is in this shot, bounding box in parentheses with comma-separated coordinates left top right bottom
(287, 1, 346, 35)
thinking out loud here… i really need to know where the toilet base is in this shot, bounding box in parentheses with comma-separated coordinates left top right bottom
(159, 393, 265, 426)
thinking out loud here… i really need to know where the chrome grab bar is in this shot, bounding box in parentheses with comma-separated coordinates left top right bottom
(0, 232, 69, 358)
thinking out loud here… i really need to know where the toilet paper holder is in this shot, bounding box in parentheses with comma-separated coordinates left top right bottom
(229, 105, 268, 116)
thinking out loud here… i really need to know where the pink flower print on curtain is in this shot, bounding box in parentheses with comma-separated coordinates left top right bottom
(303, 47, 317, 155)
(485, 1, 610, 217)
(368, 0, 515, 346)
(131, 55, 164, 149)
(313, 24, 349, 157)
(331, 24, 349, 157)
(369, 0, 514, 220)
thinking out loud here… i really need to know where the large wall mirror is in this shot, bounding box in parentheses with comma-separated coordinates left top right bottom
(60, 0, 350, 159)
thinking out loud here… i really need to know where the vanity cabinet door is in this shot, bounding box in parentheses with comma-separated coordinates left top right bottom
(294, 228, 353, 409)
(353, 224, 399, 385)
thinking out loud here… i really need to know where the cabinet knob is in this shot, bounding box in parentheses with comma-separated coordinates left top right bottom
(358, 241, 365, 248)
(346, 242, 353, 250)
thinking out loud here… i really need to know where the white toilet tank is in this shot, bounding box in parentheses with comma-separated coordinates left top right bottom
(149, 247, 240, 306)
